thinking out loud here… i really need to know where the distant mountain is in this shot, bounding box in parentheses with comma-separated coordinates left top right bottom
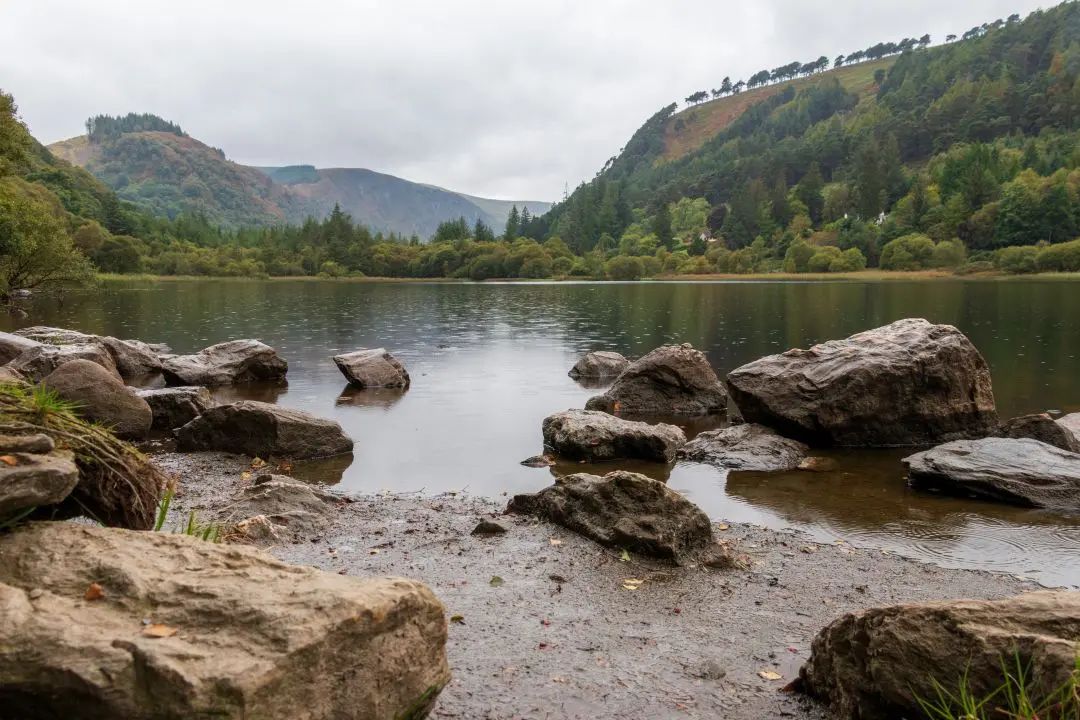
(420, 186, 552, 230)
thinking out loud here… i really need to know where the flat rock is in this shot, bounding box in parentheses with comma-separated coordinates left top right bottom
(997, 412, 1080, 452)
(0, 331, 40, 365)
(726, 318, 999, 447)
(162, 339, 288, 387)
(333, 348, 410, 389)
(221, 474, 337, 540)
(799, 591, 1080, 720)
(8, 342, 120, 383)
(0, 521, 450, 719)
(586, 344, 727, 418)
(903, 437, 1080, 509)
(137, 386, 214, 431)
(0, 434, 54, 454)
(506, 470, 714, 563)
(15, 327, 163, 381)
(43, 360, 153, 440)
(176, 401, 353, 459)
(568, 351, 629, 379)
(678, 424, 808, 471)
(1060, 413, 1080, 443)
(542, 409, 686, 463)
(0, 450, 79, 521)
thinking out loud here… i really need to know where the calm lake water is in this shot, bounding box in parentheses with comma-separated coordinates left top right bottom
(5, 278, 1080, 586)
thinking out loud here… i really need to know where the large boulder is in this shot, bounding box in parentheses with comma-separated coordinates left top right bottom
(43, 360, 153, 440)
(542, 409, 686, 463)
(223, 474, 337, 541)
(1060, 413, 1080, 444)
(0, 435, 78, 522)
(0, 331, 40, 365)
(162, 340, 288, 387)
(0, 522, 450, 719)
(568, 351, 630, 380)
(726, 319, 999, 447)
(903, 437, 1080, 509)
(678, 423, 808, 471)
(176, 401, 353, 459)
(8, 342, 120, 383)
(15, 327, 163, 381)
(333, 348, 410, 389)
(799, 591, 1080, 720)
(0, 367, 27, 385)
(997, 412, 1080, 452)
(585, 344, 727, 418)
(136, 386, 214, 431)
(506, 470, 714, 563)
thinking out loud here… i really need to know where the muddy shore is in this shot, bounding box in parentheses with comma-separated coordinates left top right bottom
(156, 451, 1038, 720)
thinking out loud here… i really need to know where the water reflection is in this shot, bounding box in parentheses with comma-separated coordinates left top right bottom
(290, 452, 355, 486)
(209, 381, 288, 405)
(336, 386, 409, 410)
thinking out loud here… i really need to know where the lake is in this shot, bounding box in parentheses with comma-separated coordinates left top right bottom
(4, 278, 1080, 586)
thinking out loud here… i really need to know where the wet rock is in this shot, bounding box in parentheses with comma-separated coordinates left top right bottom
(798, 456, 838, 473)
(15, 327, 163, 381)
(542, 409, 686, 463)
(799, 591, 1080, 720)
(585, 344, 727, 418)
(0, 521, 450, 720)
(8, 342, 120, 383)
(43, 360, 152, 440)
(471, 519, 508, 535)
(162, 340, 288, 387)
(0, 434, 54, 454)
(176, 401, 353, 459)
(0, 331, 40, 365)
(726, 319, 999, 447)
(333, 348, 410, 389)
(996, 412, 1080, 452)
(0, 450, 79, 521)
(506, 470, 714, 563)
(678, 424, 808, 472)
(1060, 413, 1080, 444)
(136, 386, 214, 431)
(568, 351, 630, 380)
(520, 454, 555, 468)
(903, 437, 1080, 509)
(221, 474, 337, 540)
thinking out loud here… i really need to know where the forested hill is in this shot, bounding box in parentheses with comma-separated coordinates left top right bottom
(529, 2, 1080, 271)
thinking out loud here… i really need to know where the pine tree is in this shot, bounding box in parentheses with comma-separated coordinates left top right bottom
(854, 137, 885, 219)
(795, 163, 825, 224)
(504, 205, 520, 241)
(652, 202, 674, 250)
(519, 206, 531, 237)
(474, 218, 495, 243)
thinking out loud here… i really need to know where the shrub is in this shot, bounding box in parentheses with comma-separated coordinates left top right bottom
(880, 234, 936, 270)
(931, 239, 967, 268)
(995, 245, 1039, 274)
(1035, 238, 1080, 272)
(605, 255, 644, 281)
(830, 247, 867, 272)
(953, 260, 996, 275)
(551, 256, 573, 276)
(782, 239, 817, 273)
(807, 246, 842, 273)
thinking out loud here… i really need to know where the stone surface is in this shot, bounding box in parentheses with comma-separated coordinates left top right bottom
(506, 470, 714, 563)
(162, 339, 288, 387)
(15, 326, 163, 381)
(43, 360, 153, 440)
(799, 591, 1080, 720)
(903, 437, 1080, 509)
(8, 342, 120, 383)
(0, 450, 79, 520)
(520, 454, 555, 468)
(176, 401, 353, 459)
(0, 434, 54, 454)
(0, 521, 450, 720)
(137, 386, 214, 431)
(725, 318, 999, 447)
(471, 519, 508, 535)
(568, 351, 630, 380)
(0, 331, 40, 365)
(333, 348, 410, 389)
(542, 409, 686, 463)
(997, 412, 1080, 452)
(1060, 413, 1080, 444)
(585, 344, 727, 418)
(678, 424, 809, 471)
(221, 474, 337, 539)
(0, 367, 27, 385)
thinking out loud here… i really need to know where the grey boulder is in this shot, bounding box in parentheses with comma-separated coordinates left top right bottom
(15, 326, 163, 381)
(1060, 412, 1080, 444)
(137, 386, 214, 431)
(678, 424, 809, 471)
(176, 401, 353, 459)
(568, 351, 630, 380)
(162, 340, 288, 387)
(0, 443, 78, 522)
(0, 331, 40, 365)
(542, 409, 686, 463)
(8, 342, 120, 383)
(996, 412, 1080, 452)
(43, 360, 153, 439)
(333, 348, 410, 389)
(223, 474, 338, 541)
(586, 344, 727, 418)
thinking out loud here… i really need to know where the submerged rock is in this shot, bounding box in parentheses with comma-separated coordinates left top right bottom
(543, 409, 686, 463)
(333, 348, 410, 389)
(726, 318, 999, 447)
(176, 401, 353, 459)
(799, 591, 1080, 720)
(586, 344, 727, 418)
(506, 470, 714, 563)
(996, 412, 1080, 452)
(678, 424, 808, 472)
(0, 521, 450, 720)
(8, 342, 120, 383)
(43, 360, 152, 440)
(137, 386, 214, 431)
(568, 351, 629, 380)
(520, 454, 555, 468)
(15, 326, 163, 381)
(162, 339, 288, 387)
(903, 437, 1080, 509)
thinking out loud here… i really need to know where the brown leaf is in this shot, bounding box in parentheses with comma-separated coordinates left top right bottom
(552, 676, 569, 683)
(84, 583, 104, 601)
(142, 624, 178, 638)
(548, 538, 563, 546)
(758, 669, 783, 681)
(450, 615, 465, 624)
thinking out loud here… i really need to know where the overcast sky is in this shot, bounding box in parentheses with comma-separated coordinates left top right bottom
(1, 0, 1051, 201)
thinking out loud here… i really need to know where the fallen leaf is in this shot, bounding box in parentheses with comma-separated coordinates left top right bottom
(142, 624, 178, 638)
(541, 619, 551, 626)
(0, 455, 17, 466)
(800, 545, 818, 554)
(368, 549, 380, 556)
(759, 670, 783, 681)
(84, 583, 104, 601)
(549, 538, 563, 546)
(250, 457, 267, 469)
(537, 642, 554, 650)
(240, 471, 251, 481)
(622, 578, 644, 591)
(552, 676, 568, 683)
(619, 549, 631, 562)
(450, 615, 465, 624)
(717, 523, 729, 531)
(489, 576, 505, 587)
(549, 574, 567, 583)
(672, 607, 681, 615)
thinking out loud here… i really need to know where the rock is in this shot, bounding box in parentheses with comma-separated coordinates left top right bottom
(726, 319, 999, 447)
(0, 450, 79, 521)
(8, 342, 120, 383)
(520, 454, 555, 468)
(798, 456, 838, 473)
(0, 331, 40, 365)
(333, 348, 410, 389)
(568, 351, 630, 380)
(996, 412, 1080, 452)
(0, 521, 450, 719)
(221, 474, 337, 540)
(43, 360, 153, 440)
(136, 386, 214, 431)
(506, 470, 714, 563)
(585, 344, 727, 418)
(0, 434, 54, 454)
(471, 519, 508, 535)
(162, 340, 288, 387)
(232, 514, 283, 542)
(798, 590, 1080, 720)
(903, 437, 1080, 509)
(542, 409, 687, 463)
(677, 424, 808, 472)
(15, 326, 163, 381)
(0, 367, 27, 385)
(1060, 413, 1080, 444)
(176, 401, 353, 459)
